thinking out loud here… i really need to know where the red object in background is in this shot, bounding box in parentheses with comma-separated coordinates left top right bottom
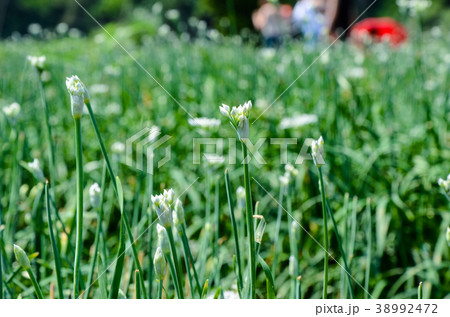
(350, 18, 408, 46)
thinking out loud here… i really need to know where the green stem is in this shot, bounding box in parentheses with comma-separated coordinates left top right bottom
(45, 182, 64, 299)
(365, 199, 372, 299)
(179, 228, 195, 297)
(272, 185, 284, 275)
(85, 102, 147, 298)
(241, 141, 255, 299)
(159, 279, 163, 299)
(109, 218, 126, 299)
(325, 200, 354, 299)
(0, 232, 3, 299)
(213, 177, 220, 286)
(85, 163, 107, 298)
(287, 192, 298, 299)
(27, 268, 44, 299)
(181, 224, 201, 297)
(296, 276, 302, 299)
(164, 252, 180, 298)
(224, 169, 243, 293)
(135, 270, 141, 299)
(418, 281, 423, 299)
(73, 117, 84, 298)
(166, 228, 184, 299)
(318, 167, 329, 299)
(37, 73, 56, 192)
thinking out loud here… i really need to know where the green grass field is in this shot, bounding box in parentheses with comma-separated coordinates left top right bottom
(0, 25, 449, 299)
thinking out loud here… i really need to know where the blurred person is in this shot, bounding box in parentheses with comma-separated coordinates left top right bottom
(292, 0, 356, 40)
(292, 0, 328, 40)
(252, 0, 292, 46)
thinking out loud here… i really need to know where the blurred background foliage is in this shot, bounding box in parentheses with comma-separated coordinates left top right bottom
(1, 0, 449, 38)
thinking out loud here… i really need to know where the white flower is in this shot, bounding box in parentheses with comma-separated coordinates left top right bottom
(89, 183, 101, 208)
(236, 186, 246, 211)
(157, 224, 170, 253)
(438, 174, 450, 195)
(285, 163, 298, 177)
(111, 141, 125, 154)
(153, 247, 166, 281)
(397, 0, 431, 16)
(218, 100, 252, 141)
(311, 136, 325, 167)
(27, 55, 46, 71)
(66, 75, 90, 118)
(446, 227, 450, 247)
(278, 114, 318, 130)
(188, 117, 220, 130)
(27, 158, 45, 182)
(279, 174, 290, 187)
(173, 198, 184, 227)
(3, 102, 21, 123)
(204, 154, 225, 167)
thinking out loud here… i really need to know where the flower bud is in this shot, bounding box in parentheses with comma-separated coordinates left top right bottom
(66, 75, 89, 118)
(311, 136, 325, 167)
(163, 188, 175, 205)
(27, 158, 45, 182)
(151, 194, 163, 207)
(14, 244, 31, 270)
(438, 175, 450, 195)
(291, 220, 300, 237)
(157, 224, 170, 254)
(173, 198, 184, 226)
(89, 183, 101, 208)
(255, 217, 266, 244)
(153, 247, 167, 281)
(219, 104, 230, 117)
(289, 255, 297, 278)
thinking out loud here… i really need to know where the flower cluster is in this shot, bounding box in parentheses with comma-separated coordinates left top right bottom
(27, 55, 46, 72)
(311, 136, 325, 168)
(279, 163, 298, 187)
(66, 75, 90, 118)
(2, 102, 21, 124)
(437, 174, 450, 196)
(152, 189, 185, 229)
(219, 100, 252, 140)
(151, 189, 175, 228)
